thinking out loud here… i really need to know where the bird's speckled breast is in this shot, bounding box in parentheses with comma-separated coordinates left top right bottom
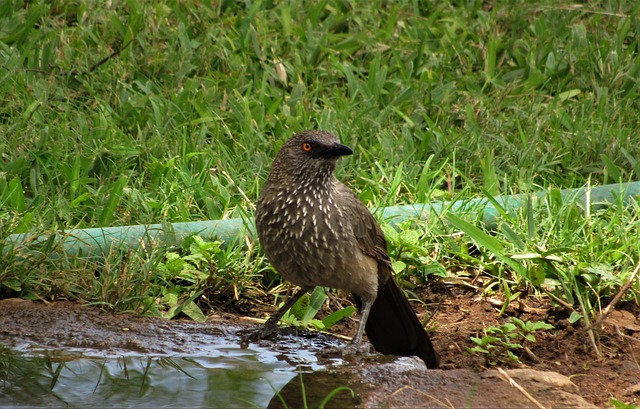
(256, 179, 367, 292)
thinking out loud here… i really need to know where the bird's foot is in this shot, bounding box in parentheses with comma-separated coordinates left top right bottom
(342, 341, 373, 357)
(238, 322, 279, 349)
(320, 341, 373, 360)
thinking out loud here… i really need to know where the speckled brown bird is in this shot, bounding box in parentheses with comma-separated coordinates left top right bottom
(254, 130, 439, 368)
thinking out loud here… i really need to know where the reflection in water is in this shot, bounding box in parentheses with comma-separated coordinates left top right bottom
(0, 346, 307, 408)
(268, 371, 358, 409)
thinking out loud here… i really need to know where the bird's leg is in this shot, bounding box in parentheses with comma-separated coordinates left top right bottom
(351, 298, 372, 347)
(239, 286, 312, 347)
(343, 296, 374, 355)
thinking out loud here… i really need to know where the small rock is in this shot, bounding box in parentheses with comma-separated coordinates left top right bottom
(623, 383, 640, 396)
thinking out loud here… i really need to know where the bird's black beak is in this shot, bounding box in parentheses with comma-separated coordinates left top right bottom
(321, 143, 353, 159)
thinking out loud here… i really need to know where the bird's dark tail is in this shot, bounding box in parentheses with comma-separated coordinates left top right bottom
(353, 276, 440, 369)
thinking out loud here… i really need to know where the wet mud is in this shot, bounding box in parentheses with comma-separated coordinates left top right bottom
(0, 298, 621, 408)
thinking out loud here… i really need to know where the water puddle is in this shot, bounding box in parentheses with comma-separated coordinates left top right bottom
(0, 337, 351, 408)
(0, 299, 359, 408)
(0, 300, 600, 408)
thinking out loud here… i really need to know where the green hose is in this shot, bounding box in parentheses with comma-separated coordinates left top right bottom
(6, 182, 639, 258)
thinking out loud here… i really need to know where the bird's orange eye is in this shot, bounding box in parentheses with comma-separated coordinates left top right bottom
(301, 142, 312, 152)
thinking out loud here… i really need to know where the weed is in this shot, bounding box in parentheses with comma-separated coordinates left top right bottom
(279, 287, 356, 332)
(468, 317, 554, 366)
(270, 371, 355, 409)
(152, 235, 265, 320)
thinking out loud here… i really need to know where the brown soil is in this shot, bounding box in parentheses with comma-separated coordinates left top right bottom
(232, 281, 640, 407)
(363, 284, 640, 407)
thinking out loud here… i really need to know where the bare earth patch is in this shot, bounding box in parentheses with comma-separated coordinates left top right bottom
(254, 284, 640, 407)
(418, 285, 640, 407)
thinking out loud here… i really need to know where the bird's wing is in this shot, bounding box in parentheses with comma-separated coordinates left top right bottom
(335, 182, 393, 283)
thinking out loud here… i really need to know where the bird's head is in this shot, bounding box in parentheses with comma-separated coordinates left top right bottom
(269, 130, 353, 182)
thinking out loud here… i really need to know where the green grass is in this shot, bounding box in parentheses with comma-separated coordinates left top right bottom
(1, 0, 639, 351)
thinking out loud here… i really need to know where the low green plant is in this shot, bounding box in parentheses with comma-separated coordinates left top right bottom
(280, 287, 356, 332)
(609, 398, 640, 409)
(0, 233, 167, 312)
(381, 221, 448, 281)
(0, 232, 265, 319)
(153, 237, 224, 321)
(152, 235, 265, 321)
(445, 191, 640, 331)
(468, 317, 554, 366)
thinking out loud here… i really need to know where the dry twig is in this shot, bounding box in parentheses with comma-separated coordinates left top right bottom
(592, 260, 640, 330)
(497, 368, 546, 409)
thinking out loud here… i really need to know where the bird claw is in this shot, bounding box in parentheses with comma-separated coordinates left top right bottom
(320, 342, 373, 360)
(238, 323, 278, 348)
(342, 342, 372, 355)
(342, 342, 373, 356)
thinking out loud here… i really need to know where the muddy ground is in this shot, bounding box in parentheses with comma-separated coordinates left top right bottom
(255, 284, 640, 407)
(246, 283, 640, 407)
(1, 284, 639, 408)
(422, 285, 640, 407)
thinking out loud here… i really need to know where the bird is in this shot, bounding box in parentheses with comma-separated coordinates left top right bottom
(253, 130, 439, 369)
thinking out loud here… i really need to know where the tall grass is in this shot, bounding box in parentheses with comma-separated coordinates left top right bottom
(0, 1, 638, 328)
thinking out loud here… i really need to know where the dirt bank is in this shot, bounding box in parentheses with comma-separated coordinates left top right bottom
(1, 292, 638, 407)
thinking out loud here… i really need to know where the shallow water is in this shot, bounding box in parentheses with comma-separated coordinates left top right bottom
(0, 299, 607, 408)
(0, 300, 360, 408)
(0, 339, 340, 408)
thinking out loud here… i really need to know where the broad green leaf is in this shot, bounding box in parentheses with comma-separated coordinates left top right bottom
(7, 177, 26, 212)
(302, 287, 327, 323)
(392, 260, 407, 274)
(568, 311, 583, 324)
(182, 300, 207, 323)
(321, 306, 356, 330)
(446, 213, 527, 276)
(98, 175, 128, 226)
